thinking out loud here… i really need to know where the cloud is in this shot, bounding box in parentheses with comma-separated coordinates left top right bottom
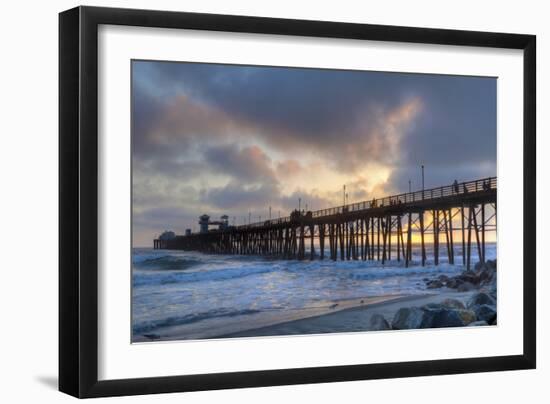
(131, 61, 496, 241)
(200, 180, 280, 210)
(276, 159, 302, 178)
(203, 144, 277, 183)
(133, 62, 428, 172)
(334, 97, 423, 172)
(279, 189, 332, 213)
(134, 82, 423, 177)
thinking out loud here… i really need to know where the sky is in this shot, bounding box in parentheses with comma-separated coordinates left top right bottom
(132, 60, 496, 247)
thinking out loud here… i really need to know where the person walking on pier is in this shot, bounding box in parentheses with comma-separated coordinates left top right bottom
(453, 179, 459, 194)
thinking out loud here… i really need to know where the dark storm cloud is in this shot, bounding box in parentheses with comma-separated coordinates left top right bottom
(200, 181, 333, 216)
(133, 61, 495, 174)
(385, 76, 496, 190)
(132, 61, 423, 172)
(202, 143, 277, 183)
(200, 181, 280, 210)
(133, 206, 201, 246)
(134, 61, 401, 140)
(399, 76, 496, 167)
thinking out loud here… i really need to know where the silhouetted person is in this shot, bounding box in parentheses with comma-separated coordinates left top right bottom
(453, 179, 459, 194)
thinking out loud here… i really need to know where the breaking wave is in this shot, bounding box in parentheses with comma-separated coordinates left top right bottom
(133, 308, 261, 335)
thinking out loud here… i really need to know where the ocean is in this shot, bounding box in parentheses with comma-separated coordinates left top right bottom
(132, 243, 496, 341)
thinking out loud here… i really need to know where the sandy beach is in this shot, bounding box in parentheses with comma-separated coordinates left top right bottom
(134, 289, 482, 342)
(218, 290, 481, 339)
(133, 294, 406, 342)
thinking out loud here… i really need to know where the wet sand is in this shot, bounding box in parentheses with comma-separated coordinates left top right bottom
(133, 294, 407, 342)
(217, 290, 479, 339)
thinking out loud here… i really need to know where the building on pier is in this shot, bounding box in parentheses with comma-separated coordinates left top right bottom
(158, 230, 175, 240)
(199, 214, 230, 233)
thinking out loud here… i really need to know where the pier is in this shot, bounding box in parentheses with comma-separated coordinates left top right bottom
(154, 177, 496, 270)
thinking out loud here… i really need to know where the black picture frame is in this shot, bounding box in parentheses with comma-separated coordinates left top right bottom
(59, 6, 536, 398)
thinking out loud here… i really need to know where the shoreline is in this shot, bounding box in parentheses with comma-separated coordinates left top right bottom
(215, 290, 482, 339)
(133, 289, 481, 343)
(133, 294, 409, 342)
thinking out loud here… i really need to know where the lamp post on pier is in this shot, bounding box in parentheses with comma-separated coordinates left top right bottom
(343, 185, 346, 206)
(422, 165, 425, 199)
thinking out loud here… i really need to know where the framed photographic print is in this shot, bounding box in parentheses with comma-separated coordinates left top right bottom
(59, 6, 536, 398)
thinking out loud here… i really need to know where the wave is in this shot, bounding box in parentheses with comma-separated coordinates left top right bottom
(132, 308, 261, 335)
(132, 255, 466, 289)
(281, 259, 463, 278)
(134, 255, 202, 271)
(132, 264, 277, 288)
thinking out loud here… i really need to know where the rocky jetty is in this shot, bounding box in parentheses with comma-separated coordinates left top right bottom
(369, 313, 392, 330)
(369, 261, 497, 331)
(424, 259, 497, 296)
(391, 301, 477, 329)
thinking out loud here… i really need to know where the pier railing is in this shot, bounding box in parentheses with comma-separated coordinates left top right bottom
(238, 177, 496, 229)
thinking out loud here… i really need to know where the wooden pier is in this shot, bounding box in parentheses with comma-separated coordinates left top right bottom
(154, 177, 496, 269)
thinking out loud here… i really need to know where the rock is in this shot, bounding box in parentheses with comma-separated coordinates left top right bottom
(479, 266, 496, 284)
(474, 261, 486, 272)
(427, 279, 444, 289)
(460, 270, 480, 284)
(421, 306, 476, 328)
(472, 260, 497, 286)
(456, 309, 477, 324)
(468, 320, 489, 326)
(457, 281, 476, 292)
(446, 277, 462, 289)
(392, 303, 478, 330)
(491, 316, 497, 325)
(481, 282, 497, 297)
(440, 298, 466, 310)
(369, 314, 391, 330)
(438, 274, 450, 283)
(467, 292, 496, 309)
(473, 304, 497, 323)
(423, 303, 444, 310)
(392, 307, 425, 329)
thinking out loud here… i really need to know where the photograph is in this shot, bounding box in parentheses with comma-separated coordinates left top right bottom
(131, 60, 498, 342)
